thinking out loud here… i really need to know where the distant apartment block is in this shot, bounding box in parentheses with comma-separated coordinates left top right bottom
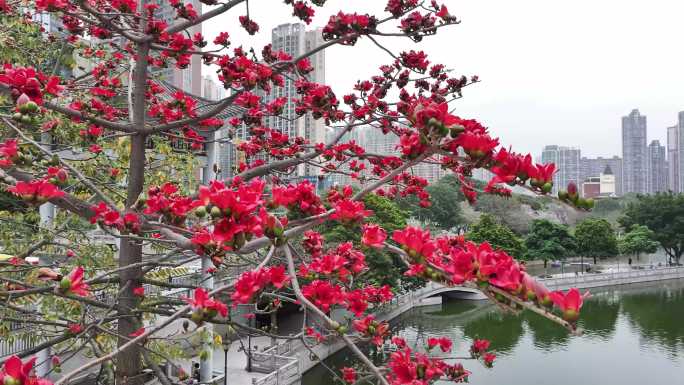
(667, 124, 680, 193)
(622, 109, 648, 194)
(260, 23, 326, 178)
(647, 140, 667, 193)
(541, 145, 581, 194)
(678, 111, 684, 193)
(201, 76, 226, 101)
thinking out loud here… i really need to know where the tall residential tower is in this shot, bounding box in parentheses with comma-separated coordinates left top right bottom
(647, 140, 667, 193)
(667, 124, 680, 193)
(541, 145, 581, 194)
(263, 23, 326, 177)
(622, 109, 648, 194)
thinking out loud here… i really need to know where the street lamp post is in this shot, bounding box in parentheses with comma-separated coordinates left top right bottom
(222, 332, 232, 385)
(247, 332, 252, 372)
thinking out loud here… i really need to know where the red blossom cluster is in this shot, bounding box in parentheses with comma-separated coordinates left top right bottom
(385, 0, 419, 17)
(322, 12, 377, 45)
(216, 53, 283, 92)
(91, 202, 140, 233)
(387, 337, 470, 385)
(143, 182, 199, 225)
(300, 242, 367, 281)
(0, 355, 53, 385)
(57, 266, 90, 297)
(302, 230, 324, 258)
(353, 315, 389, 345)
(231, 266, 289, 304)
(189, 178, 271, 262)
(392, 227, 589, 323)
(8, 180, 64, 205)
(0, 64, 62, 105)
(0, 138, 19, 168)
(183, 288, 228, 323)
(148, 90, 197, 123)
(272, 180, 325, 217)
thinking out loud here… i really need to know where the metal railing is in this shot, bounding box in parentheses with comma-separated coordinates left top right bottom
(539, 265, 684, 290)
(251, 358, 299, 385)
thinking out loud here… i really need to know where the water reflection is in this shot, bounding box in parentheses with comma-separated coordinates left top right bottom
(621, 285, 684, 359)
(303, 281, 684, 385)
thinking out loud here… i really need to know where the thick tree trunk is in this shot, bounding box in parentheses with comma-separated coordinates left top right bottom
(117, 9, 149, 378)
(117, 134, 147, 385)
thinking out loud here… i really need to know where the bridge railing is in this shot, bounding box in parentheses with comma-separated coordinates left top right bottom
(540, 265, 684, 290)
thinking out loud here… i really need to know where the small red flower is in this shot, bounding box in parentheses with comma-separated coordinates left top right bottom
(427, 336, 452, 352)
(361, 224, 387, 248)
(133, 287, 145, 297)
(59, 266, 90, 297)
(68, 323, 83, 335)
(184, 288, 228, 322)
(470, 339, 490, 356)
(549, 288, 590, 322)
(0, 355, 48, 385)
(341, 367, 356, 384)
(8, 179, 64, 204)
(483, 352, 496, 368)
(331, 199, 372, 224)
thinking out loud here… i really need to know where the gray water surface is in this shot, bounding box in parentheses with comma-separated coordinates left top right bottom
(303, 280, 684, 385)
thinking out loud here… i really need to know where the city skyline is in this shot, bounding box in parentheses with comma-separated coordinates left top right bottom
(541, 108, 684, 196)
(201, 0, 684, 157)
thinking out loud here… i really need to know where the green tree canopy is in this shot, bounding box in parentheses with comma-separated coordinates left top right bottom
(619, 192, 684, 265)
(467, 213, 526, 258)
(320, 193, 422, 290)
(402, 175, 465, 230)
(523, 219, 576, 261)
(574, 218, 618, 259)
(618, 224, 659, 260)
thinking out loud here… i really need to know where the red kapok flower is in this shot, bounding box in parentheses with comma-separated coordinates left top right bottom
(133, 286, 145, 297)
(68, 323, 83, 335)
(549, 288, 590, 322)
(0, 355, 48, 385)
(8, 180, 64, 204)
(361, 223, 387, 248)
(59, 266, 90, 297)
(184, 287, 228, 322)
(427, 336, 453, 352)
(470, 339, 490, 356)
(341, 367, 356, 384)
(392, 226, 435, 259)
(483, 352, 496, 368)
(331, 199, 372, 224)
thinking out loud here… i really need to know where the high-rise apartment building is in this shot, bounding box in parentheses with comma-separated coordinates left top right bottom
(261, 23, 326, 177)
(201, 76, 225, 101)
(677, 111, 684, 193)
(153, 0, 202, 95)
(667, 124, 680, 193)
(622, 109, 648, 194)
(324, 126, 444, 186)
(541, 145, 581, 194)
(647, 140, 667, 193)
(580, 156, 623, 196)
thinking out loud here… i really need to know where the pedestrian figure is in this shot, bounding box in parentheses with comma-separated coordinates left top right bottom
(628, 258, 632, 266)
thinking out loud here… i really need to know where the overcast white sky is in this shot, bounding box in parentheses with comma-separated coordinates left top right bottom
(203, 0, 684, 158)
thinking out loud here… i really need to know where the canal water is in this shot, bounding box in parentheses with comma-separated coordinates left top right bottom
(303, 280, 684, 385)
